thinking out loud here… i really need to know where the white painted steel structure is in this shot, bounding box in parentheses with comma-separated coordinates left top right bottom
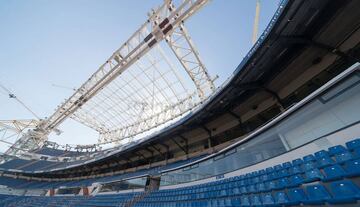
(1, 0, 215, 156)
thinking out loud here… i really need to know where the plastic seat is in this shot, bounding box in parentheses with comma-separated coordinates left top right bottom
(315, 150, 330, 158)
(305, 168, 324, 182)
(282, 161, 292, 169)
(256, 183, 266, 192)
(258, 169, 266, 175)
(344, 159, 360, 177)
(265, 180, 279, 191)
(231, 197, 241, 207)
(240, 186, 247, 194)
(303, 162, 315, 171)
(266, 167, 274, 174)
(247, 184, 256, 193)
(292, 158, 303, 166)
(261, 193, 275, 206)
(289, 165, 302, 174)
(328, 145, 347, 155)
(305, 184, 331, 204)
(277, 169, 289, 178)
(274, 164, 283, 171)
(328, 180, 360, 204)
(274, 191, 289, 205)
(287, 188, 307, 205)
(250, 195, 262, 206)
(335, 151, 353, 163)
(269, 172, 278, 180)
(260, 174, 270, 182)
(232, 187, 241, 196)
(303, 154, 316, 162)
(278, 177, 290, 189)
(353, 147, 360, 159)
(316, 156, 335, 168)
(252, 176, 260, 184)
(240, 196, 250, 206)
(289, 174, 304, 187)
(346, 138, 360, 150)
(323, 164, 346, 181)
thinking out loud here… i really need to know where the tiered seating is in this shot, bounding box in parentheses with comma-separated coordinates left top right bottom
(34, 147, 68, 156)
(0, 154, 208, 190)
(134, 138, 360, 207)
(0, 159, 32, 169)
(1, 139, 360, 206)
(1, 192, 138, 207)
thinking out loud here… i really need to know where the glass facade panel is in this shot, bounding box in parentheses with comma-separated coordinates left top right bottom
(160, 72, 360, 186)
(101, 177, 147, 192)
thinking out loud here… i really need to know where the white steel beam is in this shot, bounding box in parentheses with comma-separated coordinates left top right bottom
(166, 24, 215, 99)
(98, 93, 200, 144)
(40, 0, 209, 134)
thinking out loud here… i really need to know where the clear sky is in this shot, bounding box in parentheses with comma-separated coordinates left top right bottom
(0, 0, 279, 150)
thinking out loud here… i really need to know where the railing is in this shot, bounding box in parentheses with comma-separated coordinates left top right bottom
(122, 190, 151, 207)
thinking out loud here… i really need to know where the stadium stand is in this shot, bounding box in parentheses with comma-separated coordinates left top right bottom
(1, 0, 360, 206)
(0, 154, 208, 190)
(1, 138, 360, 206)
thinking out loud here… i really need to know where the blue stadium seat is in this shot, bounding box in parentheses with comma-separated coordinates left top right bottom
(288, 174, 304, 187)
(289, 165, 302, 174)
(328, 145, 347, 156)
(304, 168, 324, 182)
(240, 186, 247, 194)
(305, 184, 331, 204)
(260, 174, 270, 182)
(328, 180, 360, 204)
(252, 176, 260, 183)
(250, 195, 262, 206)
(247, 184, 256, 193)
(274, 191, 289, 205)
(323, 164, 346, 181)
(303, 154, 316, 162)
(287, 188, 307, 205)
(274, 164, 283, 171)
(231, 197, 241, 207)
(277, 169, 289, 178)
(334, 151, 353, 163)
(258, 169, 266, 175)
(346, 138, 360, 150)
(344, 159, 360, 177)
(303, 162, 315, 171)
(282, 161, 292, 169)
(241, 196, 250, 206)
(266, 167, 274, 174)
(278, 177, 290, 189)
(256, 183, 266, 192)
(292, 158, 303, 166)
(315, 150, 330, 158)
(232, 187, 241, 195)
(261, 193, 276, 206)
(316, 156, 335, 168)
(265, 180, 279, 191)
(353, 148, 360, 159)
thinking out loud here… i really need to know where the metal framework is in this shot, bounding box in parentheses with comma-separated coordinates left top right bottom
(0, 120, 39, 154)
(2, 0, 215, 155)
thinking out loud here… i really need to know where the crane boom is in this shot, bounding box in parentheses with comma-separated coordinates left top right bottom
(252, 0, 261, 44)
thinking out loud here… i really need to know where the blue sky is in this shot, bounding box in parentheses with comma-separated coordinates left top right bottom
(0, 0, 279, 148)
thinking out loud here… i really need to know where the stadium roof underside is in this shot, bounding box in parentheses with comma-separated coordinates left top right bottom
(9, 0, 360, 178)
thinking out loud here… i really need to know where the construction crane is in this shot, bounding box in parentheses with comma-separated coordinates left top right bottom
(252, 0, 261, 44)
(0, 83, 41, 156)
(0, 82, 40, 119)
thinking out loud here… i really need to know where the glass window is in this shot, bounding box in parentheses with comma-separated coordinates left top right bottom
(160, 72, 360, 186)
